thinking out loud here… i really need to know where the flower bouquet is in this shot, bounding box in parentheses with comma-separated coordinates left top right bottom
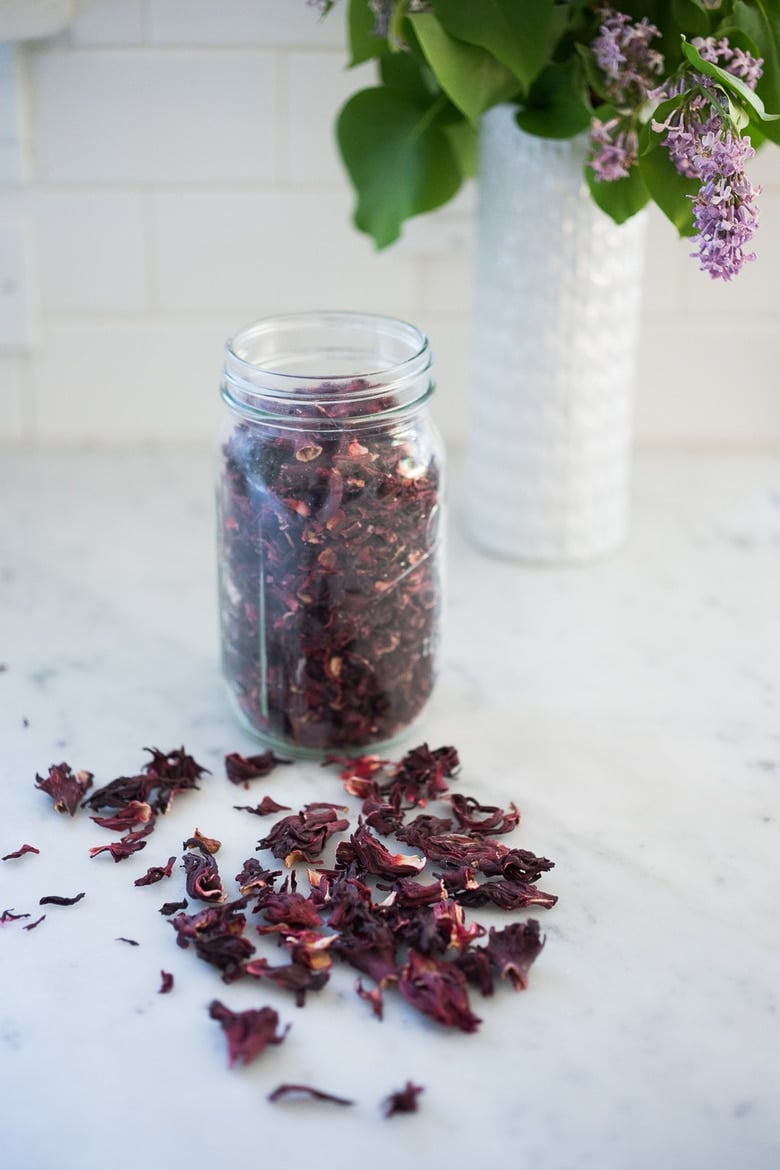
(314, 0, 780, 280)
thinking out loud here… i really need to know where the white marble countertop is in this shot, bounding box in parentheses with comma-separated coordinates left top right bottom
(1, 448, 778, 1170)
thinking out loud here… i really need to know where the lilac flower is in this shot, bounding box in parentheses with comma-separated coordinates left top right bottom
(592, 7, 664, 105)
(652, 39, 764, 279)
(589, 117, 638, 180)
(692, 37, 764, 90)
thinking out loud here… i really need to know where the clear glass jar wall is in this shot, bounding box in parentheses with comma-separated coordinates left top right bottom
(216, 312, 445, 758)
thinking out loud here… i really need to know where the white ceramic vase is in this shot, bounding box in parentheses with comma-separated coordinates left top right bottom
(466, 105, 647, 563)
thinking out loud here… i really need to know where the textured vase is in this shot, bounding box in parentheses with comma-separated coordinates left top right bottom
(466, 105, 647, 563)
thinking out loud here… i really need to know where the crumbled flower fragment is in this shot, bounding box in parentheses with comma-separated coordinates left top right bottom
(134, 856, 177, 886)
(2, 908, 30, 923)
(159, 970, 174, 993)
(268, 1083, 354, 1106)
(225, 750, 291, 786)
(208, 1000, 289, 1067)
(159, 899, 188, 916)
(23, 914, 46, 931)
(398, 950, 481, 1033)
(190, 828, 222, 854)
(143, 746, 210, 784)
(116, 937, 139, 946)
(455, 878, 558, 911)
(235, 858, 282, 895)
(355, 976, 385, 1019)
(35, 762, 93, 816)
(2, 844, 40, 861)
(382, 1080, 425, 1117)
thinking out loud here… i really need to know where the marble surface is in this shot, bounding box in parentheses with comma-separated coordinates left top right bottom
(1, 447, 778, 1170)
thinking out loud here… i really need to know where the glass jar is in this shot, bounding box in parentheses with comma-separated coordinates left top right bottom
(216, 311, 445, 759)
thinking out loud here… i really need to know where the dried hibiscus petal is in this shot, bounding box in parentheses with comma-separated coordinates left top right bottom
(2, 844, 40, 861)
(258, 804, 349, 866)
(268, 1083, 353, 1106)
(172, 899, 255, 981)
(335, 824, 425, 880)
(39, 892, 85, 906)
(225, 751, 291, 785)
(398, 950, 481, 1033)
(234, 796, 292, 816)
(23, 914, 46, 931)
(134, 856, 176, 886)
(208, 1000, 289, 1067)
(448, 793, 521, 835)
(243, 957, 330, 1006)
(89, 838, 148, 862)
(89, 801, 153, 831)
(455, 879, 557, 911)
(159, 970, 174, 993)
(143, 746, 210, 784)
(382, 1081, 424, 1117)
(385, 744, 459, 806)
(35, 763, 93, 816)
(159, 899, 188, 916)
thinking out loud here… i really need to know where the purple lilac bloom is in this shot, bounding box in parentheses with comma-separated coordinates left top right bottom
(692, 166, 760, 280)
(592, 7, 664, 104)
(589, 117, 638, 180)
(692, 37, 764, 90)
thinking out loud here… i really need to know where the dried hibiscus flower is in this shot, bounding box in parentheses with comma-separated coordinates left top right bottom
(398, 950, 481, 1033)
(183, 841, 225, 903)
(208, 1000, 289, 1067)
(482, 920, 545, 990)
(89, 838, 148, 862)
(35, 762, 93, 816)
(159, 970, 174, 994)
(257, 803, 349, 866)
(171, 899, 255, 981)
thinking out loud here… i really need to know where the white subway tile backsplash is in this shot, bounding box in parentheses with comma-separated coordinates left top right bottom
(29, 48, 276, 184)
(30, 190, 146, 312)
(149, 0, 346, 47)
(150, 188, 419, 314)
(0, 356, 26, 439)
(70, 0, 146, 45)
(286, 51, 372, 186)
(28, 317, 233, 442)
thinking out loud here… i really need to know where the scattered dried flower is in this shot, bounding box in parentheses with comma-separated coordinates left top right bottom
(208, 1000, 289, 1067)
(225, 751, 292, 785)
(35, 763, 93, 816)
(159, 970, 174, 993)
(134, 856, 177, 886)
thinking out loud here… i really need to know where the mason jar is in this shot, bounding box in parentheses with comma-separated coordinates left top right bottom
(216, 311, 445, 758)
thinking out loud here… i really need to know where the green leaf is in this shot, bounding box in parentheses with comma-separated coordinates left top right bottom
(443, 116, 478, 178)
(681, 35, 780, 120)
(336, 86, 463, 247)
(585, 161, 650, 225)
(347, 0, 383, 65)
(727, 0, 780, 142)
(431, 0, 557, 93)
(407, 12, 521, 121)
(380, 45, 436, 102)
(514, 59, 592, 139)
(638, 134, 698, 235)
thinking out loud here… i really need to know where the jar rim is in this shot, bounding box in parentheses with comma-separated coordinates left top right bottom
(222, 311, 433, 413)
